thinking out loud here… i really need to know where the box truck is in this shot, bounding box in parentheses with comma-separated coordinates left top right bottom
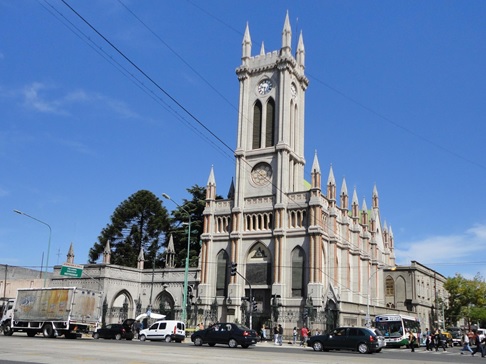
(1, 287, 102, 338)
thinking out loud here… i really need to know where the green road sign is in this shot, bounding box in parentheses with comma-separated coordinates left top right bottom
(60, 263, 84, 278)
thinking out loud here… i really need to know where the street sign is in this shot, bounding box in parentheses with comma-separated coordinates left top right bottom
(60, 263, 84, 278)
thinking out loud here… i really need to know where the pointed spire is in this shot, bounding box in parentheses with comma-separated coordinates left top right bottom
(311, 151, 321, 173)
(260, 41, 265, 55)
(361, 198, 368, 211)
(352, 187, 359, 218)
(206, 165, 216, 200)
(340, 177, 349, 210)
(311, 151, 321, 189)
(242, 22, 252, 62)
(165, 235, 175, 268)
(103, 240, 111, 264)
(167, 234, 175, 254)
(296, 31, 305, 67)
(281, 11, 292, 54)
(227, 177, 235, 199)
(67, 242, 75, 264)
(327, 165, 336, 200)
(137, 246, 145, 270)
(372, 184, 379, 209)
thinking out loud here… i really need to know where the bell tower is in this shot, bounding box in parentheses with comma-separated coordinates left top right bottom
(234, 12, 309, 208)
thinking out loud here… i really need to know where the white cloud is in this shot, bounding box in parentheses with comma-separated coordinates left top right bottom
(395, 223, 486, 278)
(0, 186, 9, 197)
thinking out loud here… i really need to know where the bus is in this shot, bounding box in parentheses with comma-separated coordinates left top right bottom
(374, 314, 421, 348)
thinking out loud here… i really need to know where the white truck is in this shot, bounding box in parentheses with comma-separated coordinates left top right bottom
(1, 287, 102, 338)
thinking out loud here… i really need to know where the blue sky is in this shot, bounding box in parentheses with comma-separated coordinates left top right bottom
(1, 0, 485, 280)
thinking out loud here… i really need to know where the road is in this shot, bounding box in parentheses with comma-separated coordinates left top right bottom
(0, 335, 477, 364)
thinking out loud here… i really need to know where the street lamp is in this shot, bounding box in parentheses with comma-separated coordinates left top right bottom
(162, 193, 191, 324)
(366, 265, 396, 327)
(14, 209, 52, 287)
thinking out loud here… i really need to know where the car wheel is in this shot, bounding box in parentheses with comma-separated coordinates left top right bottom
(194, 336, 203, 346)
(115, 333, 122, 340)
(93, 332, 100, 339)
(165, 335, 171, 343)
(139, 334, 146, 342)
(376, 348, 382, 353)
(3, 322, 13, 336)
(208, 343, 216, 347)
(312, 341, 323, 351)
(228, 338, 238, 348)
(358, 342, 369, 354)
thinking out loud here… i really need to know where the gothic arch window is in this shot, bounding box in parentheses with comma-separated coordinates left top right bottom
(157, 291, 175, 319)
(252, 100, 263, 149)
(246, 243, 271, 286)
(291, 246, 305, 297)
(111, 291, 132, 323)
(385, 275, 395, 296)
(216, 250, 229, 296)
(265, 98, 275, 147)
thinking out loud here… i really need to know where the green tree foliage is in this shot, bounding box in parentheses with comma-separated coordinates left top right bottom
(444, 273, 486, 327)
(88, 190, 169, 268)
(165, 185, 222, 268)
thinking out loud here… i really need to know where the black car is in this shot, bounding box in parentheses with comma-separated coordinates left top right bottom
(307, 326, 380, 354)
(191, 322, 260, 348)
(93, 319, 135, 340)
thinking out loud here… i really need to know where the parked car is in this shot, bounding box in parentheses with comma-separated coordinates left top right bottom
(446, 327, 462, 346)
(371, 328, 386, 352)
(191, 322, 260, 348)
(93, 319, 135, 340)
(307, 326, 380, 354)
(139, 320, 185, 342)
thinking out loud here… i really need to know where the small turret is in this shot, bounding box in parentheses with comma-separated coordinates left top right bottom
(327, 165, 336, 201)
(66, 242, 75, 264)
(340, 178, 348, 210)
(311, 151, 321, 189)
(206, 165, 216, 200)
(103, 240, 111, 264)
(242, 22, 252, 63)
(137, 246, 145, 270)
(281, 11, 292, 55)
(296, 31, 305, 68)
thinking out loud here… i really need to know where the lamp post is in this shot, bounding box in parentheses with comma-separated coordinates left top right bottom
(366, 265, 396, 327)
(162, 193, 191, 324)
(14, 209, 51, 287)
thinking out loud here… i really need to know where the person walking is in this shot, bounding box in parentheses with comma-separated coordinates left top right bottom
(292, 327, 298, 345)
(425, 328, 432, 351)
(461, 331, 473, 355)
(435, 330, 447, 352)
(408, 330, 416, 352)
(472, 331, 482, 356)
(277, 324, 283, 346)
(300, 326, 309, 347)
(273, 326, 279, 345)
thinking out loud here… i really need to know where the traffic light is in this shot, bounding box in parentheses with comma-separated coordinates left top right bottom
(230, 262, 237, 276)
(303, 308, 309, 320)
(252, 298, 257, 312)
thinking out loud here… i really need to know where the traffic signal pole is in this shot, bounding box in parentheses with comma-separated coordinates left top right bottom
(230, 262, 253, 329)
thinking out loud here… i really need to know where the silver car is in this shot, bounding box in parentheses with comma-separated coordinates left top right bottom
(372, 328, 386, 352)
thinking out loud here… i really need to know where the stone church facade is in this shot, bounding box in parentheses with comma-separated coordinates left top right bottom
(1, 14, 448, 335)
(198, 14, 398, 333)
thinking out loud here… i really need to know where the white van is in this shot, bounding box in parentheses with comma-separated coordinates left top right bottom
(139, 320, 185, 342)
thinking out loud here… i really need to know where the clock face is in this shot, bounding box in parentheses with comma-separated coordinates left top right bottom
(258, 79, 273, 95)
(251, 163, 272, 186)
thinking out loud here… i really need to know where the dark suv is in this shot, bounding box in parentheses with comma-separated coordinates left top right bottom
(307, 326, 380, 354)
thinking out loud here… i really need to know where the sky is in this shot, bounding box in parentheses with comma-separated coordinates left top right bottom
(1, 0, 485, 280)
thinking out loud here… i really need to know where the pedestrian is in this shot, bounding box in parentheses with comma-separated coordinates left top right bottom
(435, 329, 447, 352)
(273, 325, 279, 345)
(408, 330, 416, 352)
(261, 325, 267, 341)
(472, 331, 482, 356)
(461, 331, 473, 355)
(300, 326, 309, 346)
(425, 328, 431, 351)
(292, 327, 298, 344)
(278, 324, 283, 346)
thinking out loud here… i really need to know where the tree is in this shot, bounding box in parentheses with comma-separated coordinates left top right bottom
(88, 190, 169, 268)
(444, 273, 486, 327)
(165, 185, 222, 267)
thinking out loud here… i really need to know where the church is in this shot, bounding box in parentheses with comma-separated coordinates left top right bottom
(1, 13, 447, 336)
(197, 13, 397, 332)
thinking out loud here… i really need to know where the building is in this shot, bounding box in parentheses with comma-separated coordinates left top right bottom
(197, 13, 396, 333)
(0, 14, 446, 335)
